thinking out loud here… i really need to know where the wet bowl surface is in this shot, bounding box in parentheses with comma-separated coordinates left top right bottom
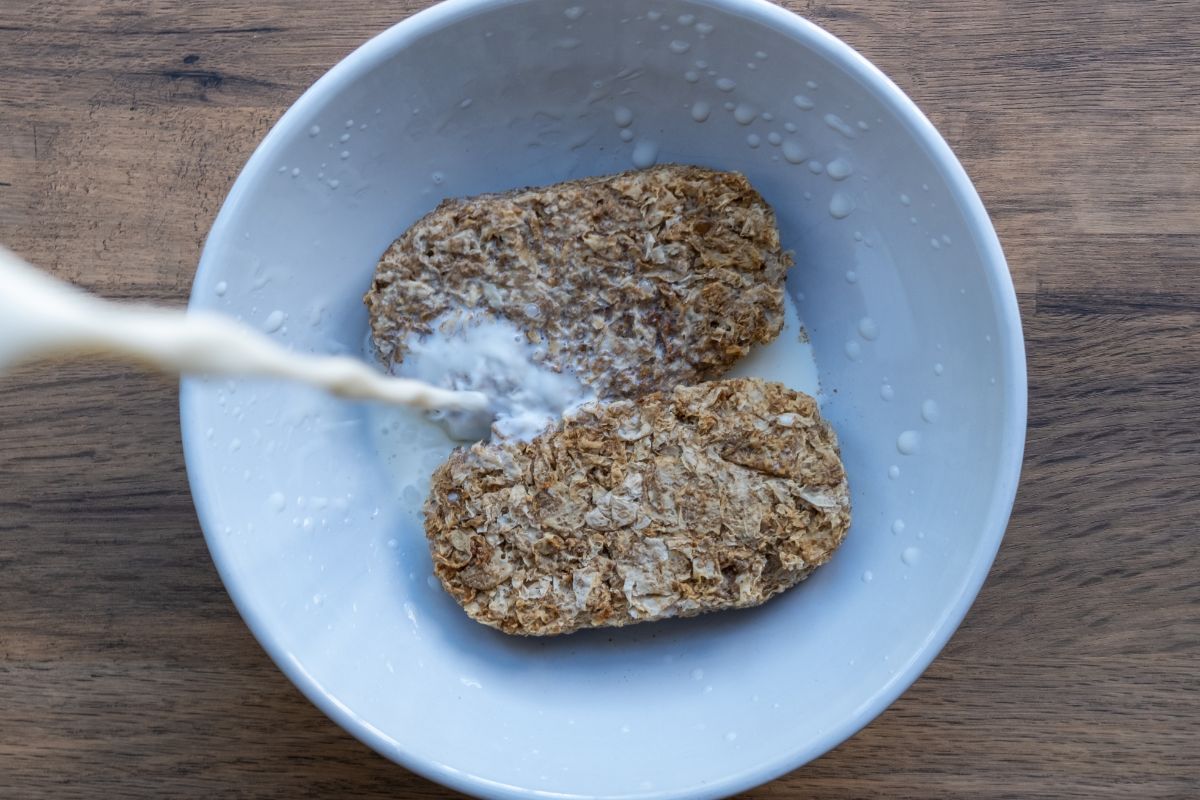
(182, 1, 1026, 798)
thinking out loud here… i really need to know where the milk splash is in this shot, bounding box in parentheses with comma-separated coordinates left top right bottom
(393, 310, 593, 442)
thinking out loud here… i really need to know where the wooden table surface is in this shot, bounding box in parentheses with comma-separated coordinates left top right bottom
(2, 0, 1197, 797)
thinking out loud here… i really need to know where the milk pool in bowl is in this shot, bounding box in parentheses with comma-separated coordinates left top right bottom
(181, 1, 1026, 798)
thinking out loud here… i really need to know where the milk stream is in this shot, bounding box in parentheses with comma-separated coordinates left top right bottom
(0, 246, 486, 414)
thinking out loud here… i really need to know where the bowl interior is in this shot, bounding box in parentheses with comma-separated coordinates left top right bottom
(183, 1, 1024, 798)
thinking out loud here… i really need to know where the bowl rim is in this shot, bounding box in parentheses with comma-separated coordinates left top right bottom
(181, 0, 1028, 797)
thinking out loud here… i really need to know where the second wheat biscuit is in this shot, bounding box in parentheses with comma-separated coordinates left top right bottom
(365, 165, 791, 400)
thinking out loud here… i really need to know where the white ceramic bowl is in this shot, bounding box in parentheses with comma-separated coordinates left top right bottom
(182, 1, 1026, 797)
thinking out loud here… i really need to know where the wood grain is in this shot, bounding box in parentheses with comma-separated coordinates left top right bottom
(1, 1, 1198, 797)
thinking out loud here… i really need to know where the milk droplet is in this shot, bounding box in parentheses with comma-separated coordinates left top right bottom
(725, 731, 738, 742)
(308, 125, 320, 137)
(339, 132, 351, 143)
(900, 193, 911, 206)
(792, 94, 815, 110)
(761, 111, 774, 121)
(807, 159, 824, 174)
(614, 106, 634, 127)
(694, 59, 708, 69)
(897, 430, 920, 455)
(678, 13, 695, 25)
(930, 237, 941, 249)
(858, 120, 870, 130)
(862, 570, 874, 583)
(892, 519, 906, 534)
(716, 77, 737, 92)
(690, 100, 711, 122)
(268, 492, 286, 511)
(829, 191, 855, 219)
(881, 383, 895, 401)
(723, 101, 735, 111)
(327, 179, 339, 189)
(806, 79, 819, 89)
(340, 150, 350, 159)
(826, 157, 854, 180)
(632, 139, 659, 168)
(460, 98, 473, 109)
(746, 134, 761, 148)
(934, 362, 945, 376)
(824, 113, 856, 138)
(782, 139, 807, 164)
(888, 465, 901, 479)
(214, 281, 227, 296)
(647, 10, 663, 20)
(344, 119, 354, 128)
(902, 547, 921, 566)
(784, 122, 798, 133)
(845, 270, 858, 283)
(669, 39, 691, 54)
(734, 103, 757, 124)
(767, 132, 782, 146)
(695, 21, 714, 35)
(845, 340, 862, 360)
(691, 668, 704, 680)
(684, 70, 700, 83)
(229, 438, 241, 452)
(563, 5, 583, 19)
(263, 310, 286, 333)
(858, 317, 879, 340)
(620, 128, 635, 142)
(290, 167, 301, 177)
(921, 399, 940, 423)
(942, 234, 953, 245)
